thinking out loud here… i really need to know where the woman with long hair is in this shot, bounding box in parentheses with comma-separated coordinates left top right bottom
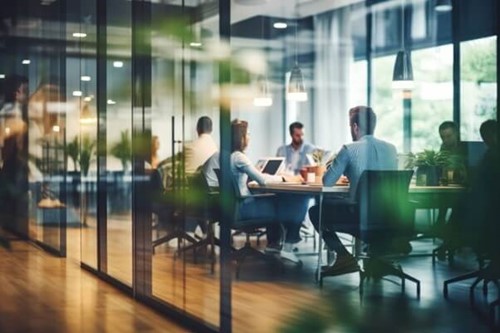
(230, 119, 310, 263)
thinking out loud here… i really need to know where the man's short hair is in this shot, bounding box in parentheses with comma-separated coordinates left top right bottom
(480, 119, 497, 145)
(197, 116, 212, 134)
(349, 106, 376, 135)
(289, 122, 304, 136)
(439, 121, 458, 133)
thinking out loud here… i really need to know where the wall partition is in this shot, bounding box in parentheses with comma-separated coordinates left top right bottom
(1, 0, 498, 332)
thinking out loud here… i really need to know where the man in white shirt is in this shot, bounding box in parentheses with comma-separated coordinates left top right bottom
(184, 116, 218, 174)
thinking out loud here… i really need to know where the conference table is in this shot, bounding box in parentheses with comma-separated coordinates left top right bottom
(249, 181, 466, 282)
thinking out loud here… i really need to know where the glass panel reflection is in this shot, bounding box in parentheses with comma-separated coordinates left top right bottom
(106, 0, 133, 285)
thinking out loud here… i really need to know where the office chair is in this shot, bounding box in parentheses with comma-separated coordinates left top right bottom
(214, 168, 282, 279)
(150, 168, 197, 254)
(177, 170, 221, 273)
(320, 170, 420, 298)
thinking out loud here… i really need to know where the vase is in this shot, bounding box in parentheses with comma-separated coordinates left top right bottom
(416, 166, 441, 186)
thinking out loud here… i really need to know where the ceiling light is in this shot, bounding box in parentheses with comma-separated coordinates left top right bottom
(72, 32, 87, 38)
(189, 42, 202, 48)
(273, 22, 287, 29)
(107, 99, 116, 105)
(435, 0, 452, 12)
(81, 76, 91, 81)
(0, 74, 5, 79)
(83, 96, 92, 102)
(52, 125, 60, 133)
(392, 0, 414, 90)
(392, 50, 414, 90)
(253, 76, 273, 107)
(113, 61, 123, 68)
(72, 91, 83, 97)
(80, 103, 97, 124)
(22, 59, 31, 65)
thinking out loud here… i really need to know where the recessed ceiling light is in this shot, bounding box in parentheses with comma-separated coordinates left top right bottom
(22, 59, 31, 65)
(83, 96, 92, 102)
(273, 22, 287, 29)
(81, 75, 91, 81)
(190, 42, 203, 48)
(113, 61, 123, 68)
(72, 91, 83, 97)
(107, 99, 116, 105)
(72, 32, 87, 38)
(0, 74, 5, 79)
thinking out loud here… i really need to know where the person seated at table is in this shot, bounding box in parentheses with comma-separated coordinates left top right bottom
(440, 120, 499, 259)
(308, 106, 398, 274)
(433, 121, 468, 233)
(276, 121, 317, 175)
(231, 119, 307, 263)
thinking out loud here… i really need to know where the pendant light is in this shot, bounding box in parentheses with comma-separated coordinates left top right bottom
(80, 102, 97, 124)
(435, 0, 452, 12)
(253, 75, 273, 107)
(287, 3, 307, 102)
(253, 17, 273, 107)
(392, 0, 414, 90)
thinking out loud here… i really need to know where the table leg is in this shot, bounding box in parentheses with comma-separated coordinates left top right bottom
(317, 193, 324, 283)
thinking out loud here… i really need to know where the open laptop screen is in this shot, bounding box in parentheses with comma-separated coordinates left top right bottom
(262, 158, 284, 175)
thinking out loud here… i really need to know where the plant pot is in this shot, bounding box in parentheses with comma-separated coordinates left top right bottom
(416, 166, 441, 186)
(314, 165, 326, 183)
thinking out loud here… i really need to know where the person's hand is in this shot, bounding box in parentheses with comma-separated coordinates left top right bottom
(282, 175, 303, 183)
(336, 175, 349, 185)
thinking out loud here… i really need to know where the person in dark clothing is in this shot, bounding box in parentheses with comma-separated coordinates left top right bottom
(0, 74, 29, 250)
(441, 120, 499, 263)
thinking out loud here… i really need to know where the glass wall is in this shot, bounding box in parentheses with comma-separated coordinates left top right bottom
(105, 0, 133, 285)
(0, 0, 498, 332)
(460, 36, 497, 141)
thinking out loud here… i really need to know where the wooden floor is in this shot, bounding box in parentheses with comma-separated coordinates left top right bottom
(20, 201, 497, 333)
(67, 219, 498, 333)
(0, 240, 188, 333)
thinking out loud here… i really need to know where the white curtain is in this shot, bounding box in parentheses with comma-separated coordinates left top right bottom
(313, 6, 353, 153)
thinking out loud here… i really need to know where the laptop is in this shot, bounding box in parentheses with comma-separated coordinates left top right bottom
(255, 157, 285, 175)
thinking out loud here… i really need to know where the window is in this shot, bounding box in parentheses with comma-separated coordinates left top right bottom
(460, 36, 497, 141)
(411, 44, 453, 152)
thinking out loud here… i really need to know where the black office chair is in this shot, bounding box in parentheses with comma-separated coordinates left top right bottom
(214, 169, 282, 279)
(150, 168, 197, 253)
(320, 170, 420, 297)
(178, 170, 221, 273)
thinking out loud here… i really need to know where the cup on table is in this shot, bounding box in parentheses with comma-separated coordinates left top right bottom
(299, 167, 308, 181)
(306, 172, 316, 183)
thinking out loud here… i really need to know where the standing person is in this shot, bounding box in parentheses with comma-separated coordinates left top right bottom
(276, 122, 316, 175)
(230, 119, 307, 263)
(184, 116, 218, 174)
(308, 106, 398, 274)
(0, 75, 29, 249)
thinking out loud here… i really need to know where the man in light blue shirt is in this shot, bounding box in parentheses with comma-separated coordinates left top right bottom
(276, 122, 316, 175)
(309, 106, 398, 274)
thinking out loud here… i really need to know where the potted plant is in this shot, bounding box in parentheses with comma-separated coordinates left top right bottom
(311, 149, 328, 180)
(109, 130, 132, 214)
(110, 129, 132, 171)
(79, 135, 96, 227)
(405, 150, 450, 186)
